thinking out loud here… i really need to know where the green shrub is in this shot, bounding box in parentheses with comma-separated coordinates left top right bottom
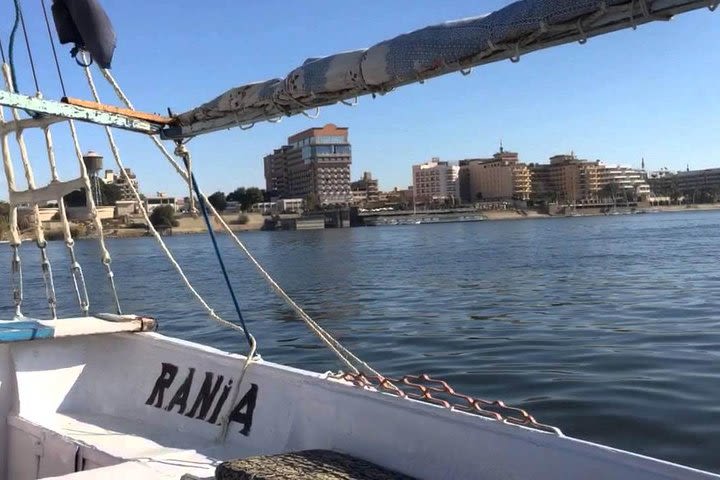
(149, 206, 179, 228)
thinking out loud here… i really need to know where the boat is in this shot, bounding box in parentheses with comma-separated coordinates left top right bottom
(1, 1, 719, 479)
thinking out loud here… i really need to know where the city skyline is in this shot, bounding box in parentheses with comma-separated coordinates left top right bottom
(0, 2, 717, 199)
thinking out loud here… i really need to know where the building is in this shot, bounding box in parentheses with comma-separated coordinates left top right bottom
(529, 154, 647, 203)
(601, 164, 650, 198)
(263, 124, 352, 207)
(412, 158, 460, 203)
(458, 160, 473, 203)
(648, 167, 720, 201)
(541, 154, 604, 203)
(277, 198, 304, 213)
(102, 168, 139, 201)
(144, 193, 178, 213)
(464, 148, 532, 201)
(350, 171, 380, 206)
(251, 202, 276, 215)
(673, 168, 720, 194)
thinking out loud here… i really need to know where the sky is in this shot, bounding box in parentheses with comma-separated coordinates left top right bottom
(0, 1, 718, 198)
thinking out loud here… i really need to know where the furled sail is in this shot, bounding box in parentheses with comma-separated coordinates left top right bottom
(167, 0, 716, 139)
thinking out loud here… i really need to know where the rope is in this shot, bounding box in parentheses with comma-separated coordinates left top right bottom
(83, 65, 257, 339)
(40, 0, 67, 97)
(0, 35, 7, 63)
(100, 68, 380, 376)
(8, 0, 22, 93)
(2, 63, 57, 318)
(43, 125, 90, 315)
(217, 334, 256, 442)
(178, 145, 253, 347)
(0, 65, 23, 317)
(61, 78, 120, 312)
(16, 0, 40, 93)
(90, 68, 259, 439)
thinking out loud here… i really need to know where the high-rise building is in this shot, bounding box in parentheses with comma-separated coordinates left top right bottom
(263, 124, 353, 206)
(460, 148, 532, 202)
(544, 154, 603, 203)
(412, 158, 460, 203)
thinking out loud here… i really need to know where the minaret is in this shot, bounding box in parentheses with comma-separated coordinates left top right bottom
(641, 157, 645, 170)
(687, 164, 690, 172)
(499, 139, 504, 154)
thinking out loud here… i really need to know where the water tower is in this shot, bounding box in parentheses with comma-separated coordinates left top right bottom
(83, 151, 104, 206)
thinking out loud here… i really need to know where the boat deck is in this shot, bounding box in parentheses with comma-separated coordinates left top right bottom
(1, 319, 718, 479)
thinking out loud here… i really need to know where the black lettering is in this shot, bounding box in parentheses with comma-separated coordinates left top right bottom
(165, 368, 195, 414)
(228, 384, 258, 436)
(145, 363, 178, 408)
(186, 372, 224, 420)
(207, 379, 233, 425)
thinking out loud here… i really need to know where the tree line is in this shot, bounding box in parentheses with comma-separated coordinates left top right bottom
(206, 187, 267, 212)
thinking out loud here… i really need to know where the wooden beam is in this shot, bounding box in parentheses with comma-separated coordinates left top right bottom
(62, 97, 175, 125)
(0, 90, 161, 134)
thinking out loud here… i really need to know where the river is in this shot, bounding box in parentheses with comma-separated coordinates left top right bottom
(2, 210, 719, 472)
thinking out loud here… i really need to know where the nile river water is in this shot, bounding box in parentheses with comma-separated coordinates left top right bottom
(2, 210, 719, 472)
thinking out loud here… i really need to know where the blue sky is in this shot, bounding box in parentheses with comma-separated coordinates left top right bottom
(0, 1, 718, 197)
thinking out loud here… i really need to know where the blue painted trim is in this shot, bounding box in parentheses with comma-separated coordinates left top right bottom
(0, 320, 55, 342)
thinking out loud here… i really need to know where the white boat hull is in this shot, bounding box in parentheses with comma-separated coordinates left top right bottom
(0, 320, 717, 479)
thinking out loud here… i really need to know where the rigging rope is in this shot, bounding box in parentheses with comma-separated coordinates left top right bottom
(0, 35, 7, 63)
(8, 0, 22, 93)
(178, 144, 253, 347)
(100, 68, 380, 376)
(86, 68, 258, 442)
(83, 64, 257, 340)
(40, 0, 67, 97)
(0, 64, 23, 317)
(2, 63, 57, 318)
(16, 0, 40, 93)
(43, 125, 90, 315)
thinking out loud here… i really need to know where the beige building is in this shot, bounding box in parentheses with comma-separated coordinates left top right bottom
(601, 164, 650, 198)
(350, 171, 380, 206)
(531, 154, 649, 203)
(264, 124, 352, 206)
(545, 155, 604, 203)
(412, 159, 460, 203)
(463, 149, 532, 201)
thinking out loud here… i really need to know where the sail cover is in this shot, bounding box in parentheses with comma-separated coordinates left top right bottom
(167, 0, 716, 139)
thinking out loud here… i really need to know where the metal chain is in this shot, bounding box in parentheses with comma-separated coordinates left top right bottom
(335, 372, 562, 435)
(10, 245, 23, 317)
(38, 243, 57, 318)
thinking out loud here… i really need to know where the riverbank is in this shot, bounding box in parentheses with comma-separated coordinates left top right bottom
(6, 205, 720, 243)
(483, 204, 720, 221)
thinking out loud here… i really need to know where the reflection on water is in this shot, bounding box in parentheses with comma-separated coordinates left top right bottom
(1, 210, 720, 472)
